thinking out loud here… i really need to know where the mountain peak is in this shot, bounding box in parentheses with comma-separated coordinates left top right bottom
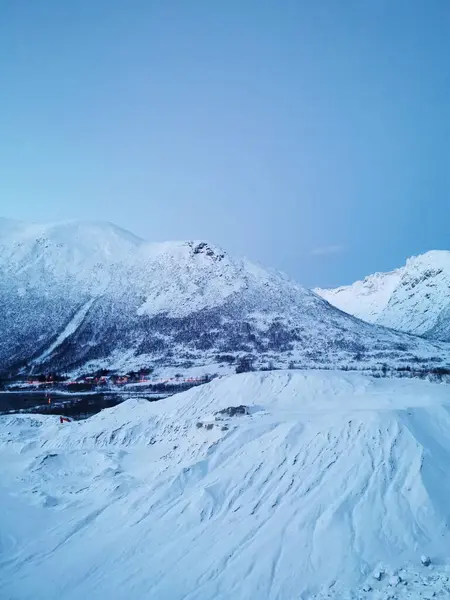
(405, 249, 450, 270)
(0, 216, 144, 249)
(186, 240, 227, 260)
(316, 250, 450, 341)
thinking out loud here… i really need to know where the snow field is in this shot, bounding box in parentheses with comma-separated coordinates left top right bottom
(1, 371, 450, 599)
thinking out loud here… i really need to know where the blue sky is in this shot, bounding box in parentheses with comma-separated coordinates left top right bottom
(1, 1, 450, 287)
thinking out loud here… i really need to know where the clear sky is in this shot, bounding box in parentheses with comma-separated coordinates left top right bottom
(1, 1, 450, 287)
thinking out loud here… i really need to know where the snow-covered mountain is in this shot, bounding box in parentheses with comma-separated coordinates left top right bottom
(316, 268, 404, 323)
(1, 218, 450, 376)
(316, 251, 450, 342)
(2, 370, 450, 599)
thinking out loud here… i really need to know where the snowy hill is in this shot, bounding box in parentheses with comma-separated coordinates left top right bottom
(2, 218, 450, 376)
(316, 251, 450, 342)
(2, 370, 450, 599)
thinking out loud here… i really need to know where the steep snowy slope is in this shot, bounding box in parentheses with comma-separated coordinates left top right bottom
(2, 370, 450, 599)
(315, 268, 404, 323)
(2, 218, 450, 376)
(316, 251, 450, 342)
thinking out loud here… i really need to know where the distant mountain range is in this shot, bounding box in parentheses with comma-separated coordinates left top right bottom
(316, 251, 450, 342)
(1, 218, 450, 376)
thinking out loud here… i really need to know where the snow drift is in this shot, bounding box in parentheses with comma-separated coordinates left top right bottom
(2, 370, 450, 599)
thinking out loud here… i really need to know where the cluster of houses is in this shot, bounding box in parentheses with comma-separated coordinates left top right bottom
(26, 373, 211, 388)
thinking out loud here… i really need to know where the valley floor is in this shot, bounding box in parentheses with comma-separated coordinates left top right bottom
(1, 370, 450, 599)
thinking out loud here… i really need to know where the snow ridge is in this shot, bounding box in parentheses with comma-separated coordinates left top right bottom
(316, 250, 450, 342)
(315, 268, 404, 323)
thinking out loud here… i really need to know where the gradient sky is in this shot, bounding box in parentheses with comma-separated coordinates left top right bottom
(1, 1, 450, 287)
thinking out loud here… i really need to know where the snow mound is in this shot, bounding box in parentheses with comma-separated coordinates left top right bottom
(2, 370, 450, 599)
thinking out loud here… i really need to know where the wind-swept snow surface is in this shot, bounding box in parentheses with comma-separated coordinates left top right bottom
(2, 371, 450, 599)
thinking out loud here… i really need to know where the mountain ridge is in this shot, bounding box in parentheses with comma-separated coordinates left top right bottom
(316, 250, 450, 341)
(2, 218, 450, 376)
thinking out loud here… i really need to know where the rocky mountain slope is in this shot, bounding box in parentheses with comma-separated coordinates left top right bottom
(316, 251, 450, 342)
(2, 370, 450, 599)
(1, 218, 450, 376)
